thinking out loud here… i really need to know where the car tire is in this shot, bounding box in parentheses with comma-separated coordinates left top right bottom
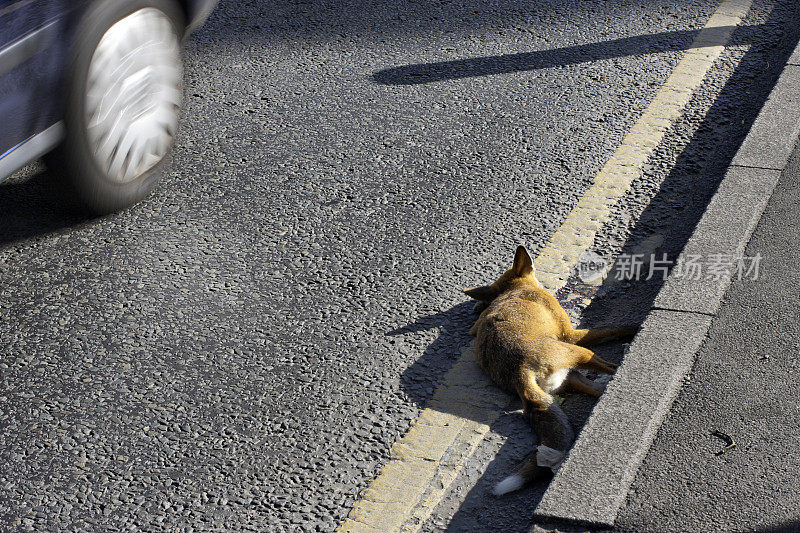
(53, 0, 185, 214)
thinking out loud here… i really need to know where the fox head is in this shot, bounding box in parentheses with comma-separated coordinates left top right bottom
(463, 245, 541, 302)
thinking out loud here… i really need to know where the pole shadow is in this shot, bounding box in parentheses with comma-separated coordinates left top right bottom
(373, 26, 751, 86)
(756, 521, 800, 533)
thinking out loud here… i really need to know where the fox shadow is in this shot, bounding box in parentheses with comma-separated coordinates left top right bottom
(386, 3, 800, 529)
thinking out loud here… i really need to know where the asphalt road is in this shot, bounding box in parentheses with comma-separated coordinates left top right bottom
(0, 0, 798, 531)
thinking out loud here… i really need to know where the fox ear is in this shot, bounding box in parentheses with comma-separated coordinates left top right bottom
(463, 285, 496, 301)
(512, 245, 533, 277)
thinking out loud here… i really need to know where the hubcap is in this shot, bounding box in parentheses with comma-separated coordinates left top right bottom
(85, 8, 182, 183)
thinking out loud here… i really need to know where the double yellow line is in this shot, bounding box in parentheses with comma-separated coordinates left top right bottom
(340, 1, 752, 530)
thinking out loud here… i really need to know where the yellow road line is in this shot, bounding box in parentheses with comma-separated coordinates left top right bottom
(344, 349, 509, 531)
(338, 1, 751, 530)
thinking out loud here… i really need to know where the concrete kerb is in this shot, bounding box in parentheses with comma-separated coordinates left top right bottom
(789, 44, 800, 66)
(652, 166, 780, 315)
(531, 35, 800, 529)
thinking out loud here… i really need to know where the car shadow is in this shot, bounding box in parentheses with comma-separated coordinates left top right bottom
(383, 2, 800, 530)
(0, 165, 95, 248)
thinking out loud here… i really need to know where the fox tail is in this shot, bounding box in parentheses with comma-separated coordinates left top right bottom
(493, 397, 573, 496)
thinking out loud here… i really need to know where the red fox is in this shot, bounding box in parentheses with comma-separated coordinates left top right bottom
(464, 246, 637, 495)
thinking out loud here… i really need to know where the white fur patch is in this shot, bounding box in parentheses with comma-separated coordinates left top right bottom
(539, 368, 570, 393)
(493, 474, 524, 496)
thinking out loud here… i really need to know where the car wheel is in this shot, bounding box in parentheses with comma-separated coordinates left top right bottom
(55, 0, 184, 214)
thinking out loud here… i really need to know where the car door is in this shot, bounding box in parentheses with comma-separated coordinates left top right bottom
(0, 1, 67, 173)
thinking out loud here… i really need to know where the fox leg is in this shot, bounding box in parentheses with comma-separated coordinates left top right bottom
(566, 326, 638, 347)
(537, 337, 618, 375)
(576, 352, 618, 374)
(563, 369, 605, 398)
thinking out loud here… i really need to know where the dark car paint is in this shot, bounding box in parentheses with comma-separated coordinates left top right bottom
(0, 0, 217, 181)
(0, 1, 65, 159)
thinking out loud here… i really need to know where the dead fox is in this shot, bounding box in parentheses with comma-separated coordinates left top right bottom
(464, 246, 637, 495)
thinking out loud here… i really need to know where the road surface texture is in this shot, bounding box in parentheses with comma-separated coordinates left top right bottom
(0, 0, 798, 531)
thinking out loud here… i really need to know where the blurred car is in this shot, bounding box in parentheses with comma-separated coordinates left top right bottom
(0, 0, 217, 213)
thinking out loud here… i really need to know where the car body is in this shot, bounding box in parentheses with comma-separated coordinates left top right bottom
(0, 0, 217, 212)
